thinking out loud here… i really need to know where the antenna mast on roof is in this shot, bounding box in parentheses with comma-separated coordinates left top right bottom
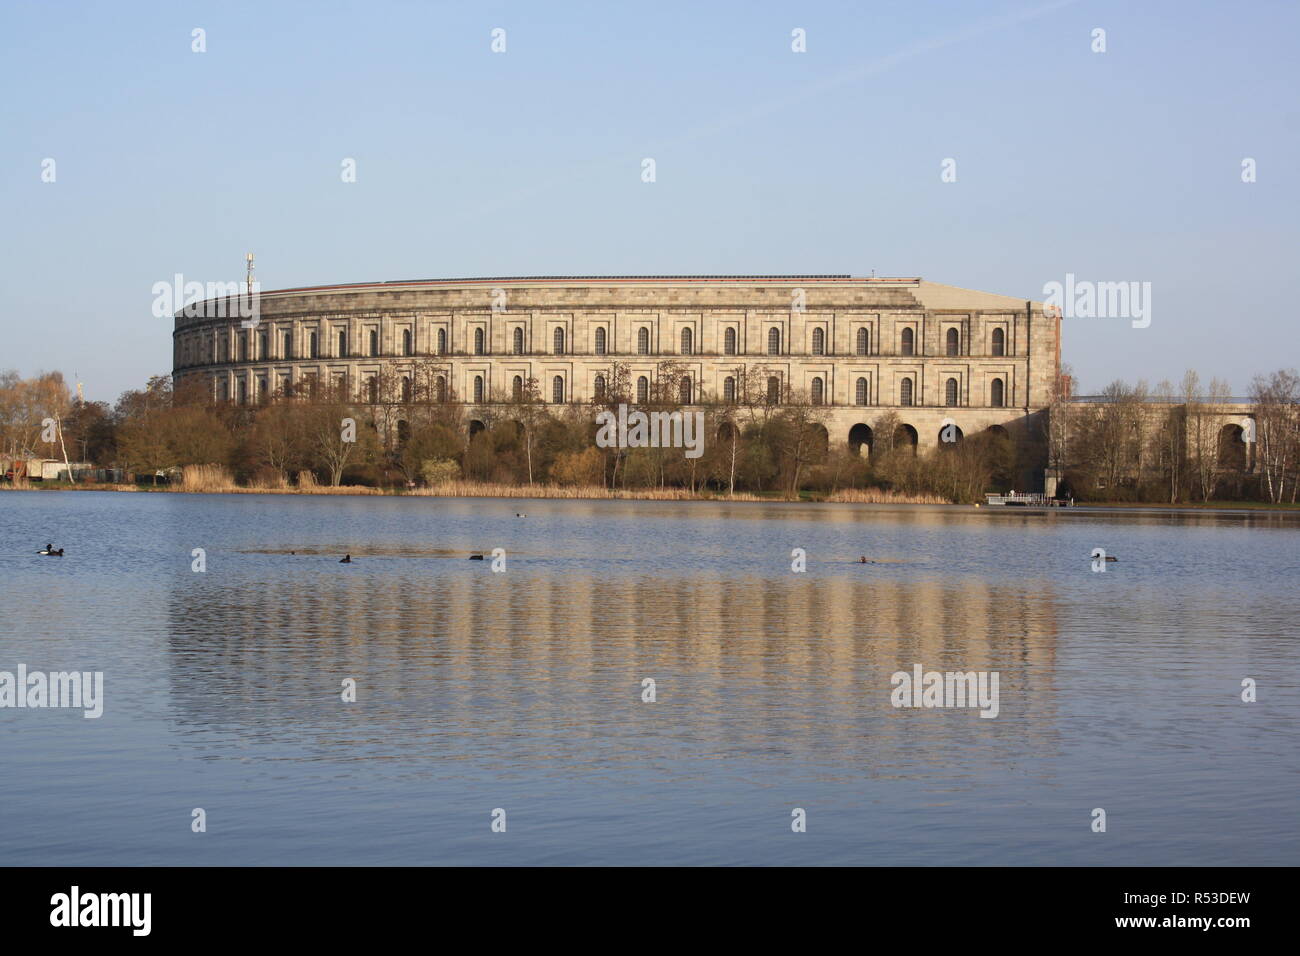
(246, 252, 256, 295)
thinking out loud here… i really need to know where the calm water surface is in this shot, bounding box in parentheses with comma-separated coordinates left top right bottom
(1, 491, 1297, 865)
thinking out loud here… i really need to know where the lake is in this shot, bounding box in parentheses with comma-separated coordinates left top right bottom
(1, 491, 1296, 865)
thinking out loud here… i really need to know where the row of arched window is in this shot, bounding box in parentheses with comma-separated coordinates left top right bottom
(197, 322, 1010, 364)
(216, 369, 1007, 409)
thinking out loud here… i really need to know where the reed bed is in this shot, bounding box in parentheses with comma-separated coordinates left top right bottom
(825, 487, 952, 505)
(411, 481, 764, 501)
(6, 472, 945, 504)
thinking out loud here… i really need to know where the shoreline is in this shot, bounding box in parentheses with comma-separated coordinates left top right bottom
(3, 481, 1298, 511)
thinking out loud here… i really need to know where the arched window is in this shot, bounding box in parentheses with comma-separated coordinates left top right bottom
(812, 328, 825, 355)
(768, 327, 781, 355)
(637, 327, 650, 355)
(946, 328, 959, 356)
(238, 332, 248, 361)
(474, 328, 485, 355)
(473, 375, 484, 403)
(856, 327, 869, 356)
(369, 329, 379, 356)
(594, 374, 606, 399)
(991, 378, 1004, 407)
(901, 327, 914, 356)
(767, 376, 781, 404)
(513, 327, 524, 354)
(724, 327, 737, 355)
(595, 327, 606, 355)
(338, 329, 347, 356)
(437, 328, 447, 355)
(900, 377, 913, 407)
(401, 376, 412, 403)
(724, 376, 736, 402)
(436, 375, 447, 402)
(681, 327, 693, 355)
(679, 376, 692, 405)
(945, 377, 958, 406)
(366, 376, 378, 404)
(992, 327, 1005, 357)
(553, 327, 565, 354)
(552, 376, 564, 404)
(402, 329, 412, 356)
(636, 376, 649, 403)
(283, 332, 293, 359)
(259, 331, 268, 359)
(856, 377, 869, 406)
(308, 331, 318, 358)
(512, 375, 523, 400)
(811, 377, 824, 405)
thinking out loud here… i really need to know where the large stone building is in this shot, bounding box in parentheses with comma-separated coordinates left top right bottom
(172, 275, 1060, 458)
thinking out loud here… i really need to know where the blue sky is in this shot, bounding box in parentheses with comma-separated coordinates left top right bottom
(2, 0, 1296, 401)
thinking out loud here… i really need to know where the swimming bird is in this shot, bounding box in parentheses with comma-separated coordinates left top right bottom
(859, 556, 868, 564)
(37, 544, 63, 556)
(469, 554, 485, 560)
(1106, 555, 1118, 562)
(339, 554, 352, 564)
(515, 513, 526, 518)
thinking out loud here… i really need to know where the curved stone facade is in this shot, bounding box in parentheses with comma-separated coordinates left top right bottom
(172, 275, 1059, 453)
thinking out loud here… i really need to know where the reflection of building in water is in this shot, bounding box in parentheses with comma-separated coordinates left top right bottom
(165, 564, 1060, 775)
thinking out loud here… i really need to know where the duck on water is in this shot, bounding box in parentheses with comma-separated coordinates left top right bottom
(37, 544, 64, 556)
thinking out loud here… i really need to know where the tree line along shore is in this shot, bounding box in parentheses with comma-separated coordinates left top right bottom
(3, 364, 1298, 506)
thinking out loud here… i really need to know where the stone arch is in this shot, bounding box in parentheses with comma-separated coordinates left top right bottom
(938, 420, 964, 449)
(894, 423, 918, 454)
(718, 421, 738, 443)
(468, 419, 486, 439)
(1218, 423, 1247, 470)
(848, 423, 873, 457)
